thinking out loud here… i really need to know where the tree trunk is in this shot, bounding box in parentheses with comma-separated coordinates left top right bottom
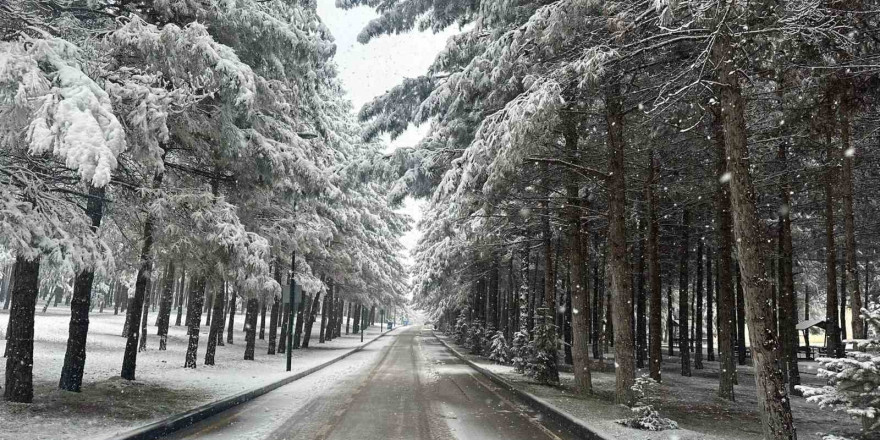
(156, 261, 175, 351)
(715, 36, 797, 437)
(489, 253, 500, 331)
(268, 294, 280, 354)
(822, 94, 844, 359)
(706, 249, 714, 362)
(228, 292, 238, 344)
(138, 276, 152, 352)
(205, 281, 226, 365)
(605, 83, 634, 404)
(59, 185, 105, 392)
(712, 103, 737, 400)
(278, 299, 291, 352)
(647, 150, 662, 380)
(175, 267, 186, 327)
(734, 263, 746, 365)
(563, 109, 591, 393)
(777, 143, 801, 394)
(293, 293, 307, 349)
(257, 297, 264, 340)
(679, 209, 691, 376)
(4, 256, 40, 402)
(183, 276, 207, 369)
(346, 302, 351, 335)
(840, 88, 863, 340)
(695, 235, 704, 370)
(351, 302, 360, 334)
(302, 291, 321, 348)
(121, 182, 160, 381)
(244, 298, 258, 360)
(319, 287, 329, 343)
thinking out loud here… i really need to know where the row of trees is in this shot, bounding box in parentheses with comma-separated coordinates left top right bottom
(345, 0, 880, 438)
(1, 0, 407, 403)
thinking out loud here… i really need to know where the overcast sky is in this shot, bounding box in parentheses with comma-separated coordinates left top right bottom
(317, 0, 457, 262)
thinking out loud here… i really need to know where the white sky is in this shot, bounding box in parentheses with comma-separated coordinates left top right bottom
(317, 0, 456, 262)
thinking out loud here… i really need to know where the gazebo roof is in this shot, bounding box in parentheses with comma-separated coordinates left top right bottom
(795, 318, 827, 331)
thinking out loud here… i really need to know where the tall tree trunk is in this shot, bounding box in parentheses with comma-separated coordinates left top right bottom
(204, 289, 213, 327)
(319, 286, 329, 343)
(563, 109, 591, 393)
(278, 298, 291, 352)
(59, 185, 105, 392)
(695, 235, 704, 370)
(293, 293, 307, 349)
(156, 262, 175, 351)
(840, 87, 863, 340)
(605, 83, 635, 404)
(735, 263, 747, 365)
(346, 302, 352, 335)
(138, 277, 152, 352)
(822, 93, 844, 359)
(228, 292, 237, 344)
(268, 294, 279, 354)
(175, 267, 186, 327)
(257, 297, 264, 340)
(706, 249, 714, 362)
(4, 256, 40, 402)
(667, 284, 674, 356)
(636, 220, 647, 370)
(244, 298, 258, 360)
(715, 35, 797, 437)
(302, 291, 321, 348)
(647, 150, 662, 381)
(352, 302, 360, 334)
(679, 209, 692, 376)
(183, 276, 207, 369)
(205, 281, 226, 365)
(712, 103, 737, 400)
(489, 253, 500, 331)
(121, 177, 160, 381)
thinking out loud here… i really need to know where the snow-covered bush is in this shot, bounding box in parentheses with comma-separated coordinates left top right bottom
(616, 375, 678, 431)
(469, 321, 486, 354)
(799, 309, 880, 433)
(524, 321, 559, 384)
(488, 331, 510, 364)
(511, 329, 532, 374)
(454, 311, 470, 345)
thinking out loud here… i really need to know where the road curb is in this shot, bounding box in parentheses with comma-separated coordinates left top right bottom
(432, 331, 615, 440)
(108, 327, 397, 440)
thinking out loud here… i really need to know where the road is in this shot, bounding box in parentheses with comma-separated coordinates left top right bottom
(165, 325, 579, 440)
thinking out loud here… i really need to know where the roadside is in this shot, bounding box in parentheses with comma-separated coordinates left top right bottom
(432, 331, 862, 440)
(0, 306, 390, 440)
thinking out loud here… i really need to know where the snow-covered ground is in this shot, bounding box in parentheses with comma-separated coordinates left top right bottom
(0, 303, 388, 440)
(435, 333, 862, 440)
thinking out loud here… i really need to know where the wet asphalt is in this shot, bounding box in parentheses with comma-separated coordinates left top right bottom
(164, 325, 578, 440)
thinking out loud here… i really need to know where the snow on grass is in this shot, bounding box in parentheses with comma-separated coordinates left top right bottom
(0, 303, 387, 440)
(434, 332, 863, 440)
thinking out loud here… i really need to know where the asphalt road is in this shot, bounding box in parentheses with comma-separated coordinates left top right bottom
(164, 325, 579, 440)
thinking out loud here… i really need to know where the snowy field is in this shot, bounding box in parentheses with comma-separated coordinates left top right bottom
(435, 333, 862, 440)
(0, 303, 387, 440)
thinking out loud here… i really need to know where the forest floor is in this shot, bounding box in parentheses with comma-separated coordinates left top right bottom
(0, 303, 386, 440)
(435, 332, 862, 440)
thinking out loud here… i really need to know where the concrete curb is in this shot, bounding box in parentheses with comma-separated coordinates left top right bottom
(108, 327, 397, 440)
(433, 331, 615, 440)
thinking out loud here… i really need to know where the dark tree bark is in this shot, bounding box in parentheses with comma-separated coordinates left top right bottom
(488, 252, 500, 331)
(293, 293, 307, 349)
(352, 302, 360, 334)
(679, 209, 691, 376)
(647, 150, 662, 380)
(822, 95, 844, 359)
(59, 185, 105, 392)
(636, 219, 647, 370)
(257, 297, 264, 340)
(712, 104, 736, 400)
(205, 281, 226, 365)
(4, 256, 40, 402)
(302, 291, 321, 348)
(561, 109, 591, 392)
(156, 261, 175, 351)
(839, 88, 863, 340)
(228, 292, 238, 344)
(268, 294, 279, 354)
(244, 298, 258, 360)
(707, 249, 714, 362)
(138, 277, 152, 352)
(204, 289, 213, 327)
(175, 267, 186, 327)
(278, 298, 291, 352)
(121, 184, 160, 381)
(605, 84, 634, 404)
(735, 263, 747, 365)
(695, 236, 704, 370)
(319, 286, 330, 343)
(183, 276, 207, 369)
(715, 35, 796, 437)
